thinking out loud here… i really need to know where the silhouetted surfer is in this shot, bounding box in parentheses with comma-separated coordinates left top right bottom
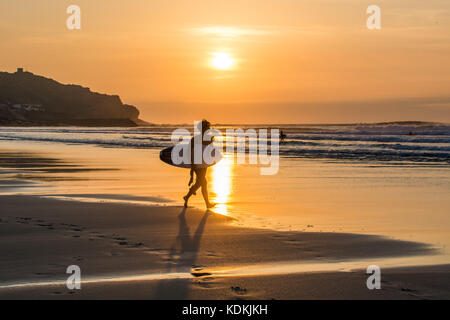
(183, 120, 215, 209)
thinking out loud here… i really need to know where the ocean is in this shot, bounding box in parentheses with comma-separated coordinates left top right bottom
(0, 122, 449, 164)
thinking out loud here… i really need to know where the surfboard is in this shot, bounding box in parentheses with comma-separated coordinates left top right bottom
(159, 145, 222, 169)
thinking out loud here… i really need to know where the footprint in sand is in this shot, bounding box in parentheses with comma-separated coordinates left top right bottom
(283, 239, 305, 245)
(105, 251, 122, 256)
(144, 248, 170, 256)
(15, 217, 32, 224)
(36, 222, 55, 230)
(191, 272, 212, 277)
(111, 235, 148, 251)
(400, 287, 418, 293)
(191, 265, 204, 272)
(51, 290, 76, 296)
(231, 286, 248, 295)
(193, 276, 217, 289)
(37, 223, 52, 227)
(90, 231, 105, 237)
(205, 250, 218, 257)
(128, 242, 145, 248)
(34, 272, 54, 276)
(271, 234, 283, 239)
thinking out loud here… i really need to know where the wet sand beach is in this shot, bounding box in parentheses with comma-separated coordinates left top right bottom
(0, 134, 449, 299)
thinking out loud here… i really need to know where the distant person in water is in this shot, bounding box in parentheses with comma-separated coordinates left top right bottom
(280, 130, 287, 141)
(183, 120, 215, 209)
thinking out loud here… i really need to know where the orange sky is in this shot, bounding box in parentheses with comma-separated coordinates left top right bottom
(0, 0, 449, 123)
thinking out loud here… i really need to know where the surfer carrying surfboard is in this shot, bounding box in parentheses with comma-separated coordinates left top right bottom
(183, 119, 216, 209)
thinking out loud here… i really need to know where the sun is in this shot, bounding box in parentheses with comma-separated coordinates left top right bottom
(211, 52, 234, 70)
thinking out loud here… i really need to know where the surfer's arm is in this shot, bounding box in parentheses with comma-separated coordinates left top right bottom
(190, 137, 195, 167)
(188, 137, 195, 186)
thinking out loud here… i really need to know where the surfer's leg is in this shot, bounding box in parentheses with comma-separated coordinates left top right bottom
(203, 186, 215, 208)
(199, 169, 215, 208)
(183, 194, 190, 207)
(184, 185, 199, 207)
(183, 168, 204, 206)
(192, 170, 205, 193)
(201, 182, 214, 208)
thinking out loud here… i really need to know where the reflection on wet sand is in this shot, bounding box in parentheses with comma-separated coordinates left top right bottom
(0, 150, 118, 193)
(210, 156, 233, 216)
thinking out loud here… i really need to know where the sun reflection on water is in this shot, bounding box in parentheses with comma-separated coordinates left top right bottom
(210, 156, 233, 215)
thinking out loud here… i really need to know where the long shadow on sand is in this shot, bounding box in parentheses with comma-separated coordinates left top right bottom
(152, 208, 210, 299)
